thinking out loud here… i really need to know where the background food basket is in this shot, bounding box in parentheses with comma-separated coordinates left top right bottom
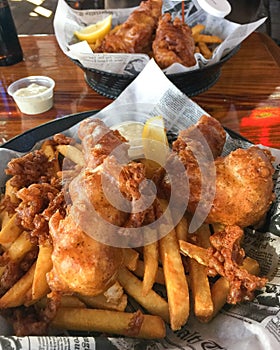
(71, 45, 240, 99)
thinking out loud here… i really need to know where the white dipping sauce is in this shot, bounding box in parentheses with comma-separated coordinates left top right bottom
(14, 83, 48, 97)
(13, 83, 53, 115)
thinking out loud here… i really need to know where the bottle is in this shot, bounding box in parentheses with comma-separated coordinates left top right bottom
(0, 0, 23, 66)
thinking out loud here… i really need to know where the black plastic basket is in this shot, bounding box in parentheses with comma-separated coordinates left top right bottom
(72, 45, 240, 99)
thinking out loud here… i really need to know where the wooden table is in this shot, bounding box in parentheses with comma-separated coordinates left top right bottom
(1, 32, 280, 148)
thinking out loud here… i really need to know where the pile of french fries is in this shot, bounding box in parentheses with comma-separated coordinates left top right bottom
(191, 23, 223, 59)
(0, 137, 262, 338)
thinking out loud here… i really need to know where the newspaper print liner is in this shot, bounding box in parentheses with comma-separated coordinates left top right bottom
(0, 60, 279, 349)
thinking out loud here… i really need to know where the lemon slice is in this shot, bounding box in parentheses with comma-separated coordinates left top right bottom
(142, 116, 169, 173)
(74, 15, 112, 44)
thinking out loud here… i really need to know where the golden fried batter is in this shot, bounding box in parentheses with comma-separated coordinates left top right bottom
(152, 13, 196, 69)
(95, 0, 162, 54)
(172, 116, 275, 227)
(48, 212, 123, 296)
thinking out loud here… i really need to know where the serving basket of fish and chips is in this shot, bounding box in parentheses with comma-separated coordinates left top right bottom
(0, 59, 279, 349)
(54, 0, 265, 99)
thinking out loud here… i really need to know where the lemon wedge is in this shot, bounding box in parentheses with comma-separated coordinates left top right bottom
(74, 15, 112, 44)
(142, 116, 169, 174)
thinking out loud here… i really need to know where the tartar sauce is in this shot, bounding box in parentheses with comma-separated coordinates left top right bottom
(13, 82, 54, 115)
(14, 83, 48, 97)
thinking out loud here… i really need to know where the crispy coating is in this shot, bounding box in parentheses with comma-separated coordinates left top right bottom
(48, 212, 123, 296)
(152, 13, 196, 69)
(173, 115, 226, 159)
(207, 146, 275, 226)
(95, 0, 162, 54)
(207, 225, 267, 303)
(78, 118, 129, 169)
(172, 116, 275, 227)
(48, 118, 153, 294)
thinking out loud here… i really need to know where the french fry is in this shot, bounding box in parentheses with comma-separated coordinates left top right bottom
(0, 266, 5, 278)
(6, 230, 35, 261)
(78, 281, 128, 312)
(175, 216, 188, 242)
(193, 34, 222, 44)
(194, 46, 200, 54)
(189, 224, 213, 322)
(56, 144, 85, 166)
(189, 258, 213, 322)
(160, 231, 189, 330)
(60, 296, 87, 308)
(191, 23, 205, 36)
(0, 210, 11, 230)
(134, 260, 165, 285)
(3, 179, 18, 204)
(78, 293, 127, 312)
(179, 240, 209, 266)
(0, 263, 36, 308)
(36, 295, 86, 309)
(52, 308, 166, 339)
(0, 213, 22, 249)
(210, 257, 261, 321)
(31, 241, 53, 302)
(198, 42, 212, 59)
(191, 23, 222, 60)
(159, 199, 189, 331)
(118, 267, 170, 323)
(41, 140, 60, 173)
(123, 248, 139, 271)
(0, 120, 270, 338)
(195, 224, 211, 248)
(142, 241, 159, 296)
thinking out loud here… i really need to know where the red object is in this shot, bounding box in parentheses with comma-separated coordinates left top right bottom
(240, 107, 280, 148)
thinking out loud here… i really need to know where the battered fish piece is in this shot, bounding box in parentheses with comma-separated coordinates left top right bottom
(152, 13, 196, 69)
(173, 115, 226, 159)
(48, 118, 153, 294)
(48, 212, 123, 296)
(78, 117, 128, 169)
(159, 116, 274, 227)
(95, 0, 162, 53)
(172, 117, 275, 227)
(206, 146, 275, 227)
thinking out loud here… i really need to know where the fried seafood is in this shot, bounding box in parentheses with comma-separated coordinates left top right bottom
(206, 146, 275, 226)
(95, 0, 162, 54)
(48, 212, 123, 296)
(169, 116, 275, 227)
(0, 114, 274, 336)
(48, 118, 160, 295)
(207, 225, 267, 303)
(76, 118, 158, 232)
(180, 225, 268, 304)
(78, 117, 129, 169)
(173, 114, 226, 158)
(152, 13, 196, 69)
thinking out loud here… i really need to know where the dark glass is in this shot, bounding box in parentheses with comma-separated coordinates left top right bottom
(0, 0, 23, 66)
(226, 0, 261, 24)
(66, 0, 104, 10)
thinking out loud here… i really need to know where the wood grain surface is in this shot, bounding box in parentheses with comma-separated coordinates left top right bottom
(1, 32, 280, 148)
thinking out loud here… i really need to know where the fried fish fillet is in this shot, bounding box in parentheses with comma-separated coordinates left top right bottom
(172, 116, 275, 227)
(95, 0, 162, 53)
(152, 13, 196, 69)
(160, 115, 275, 228)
